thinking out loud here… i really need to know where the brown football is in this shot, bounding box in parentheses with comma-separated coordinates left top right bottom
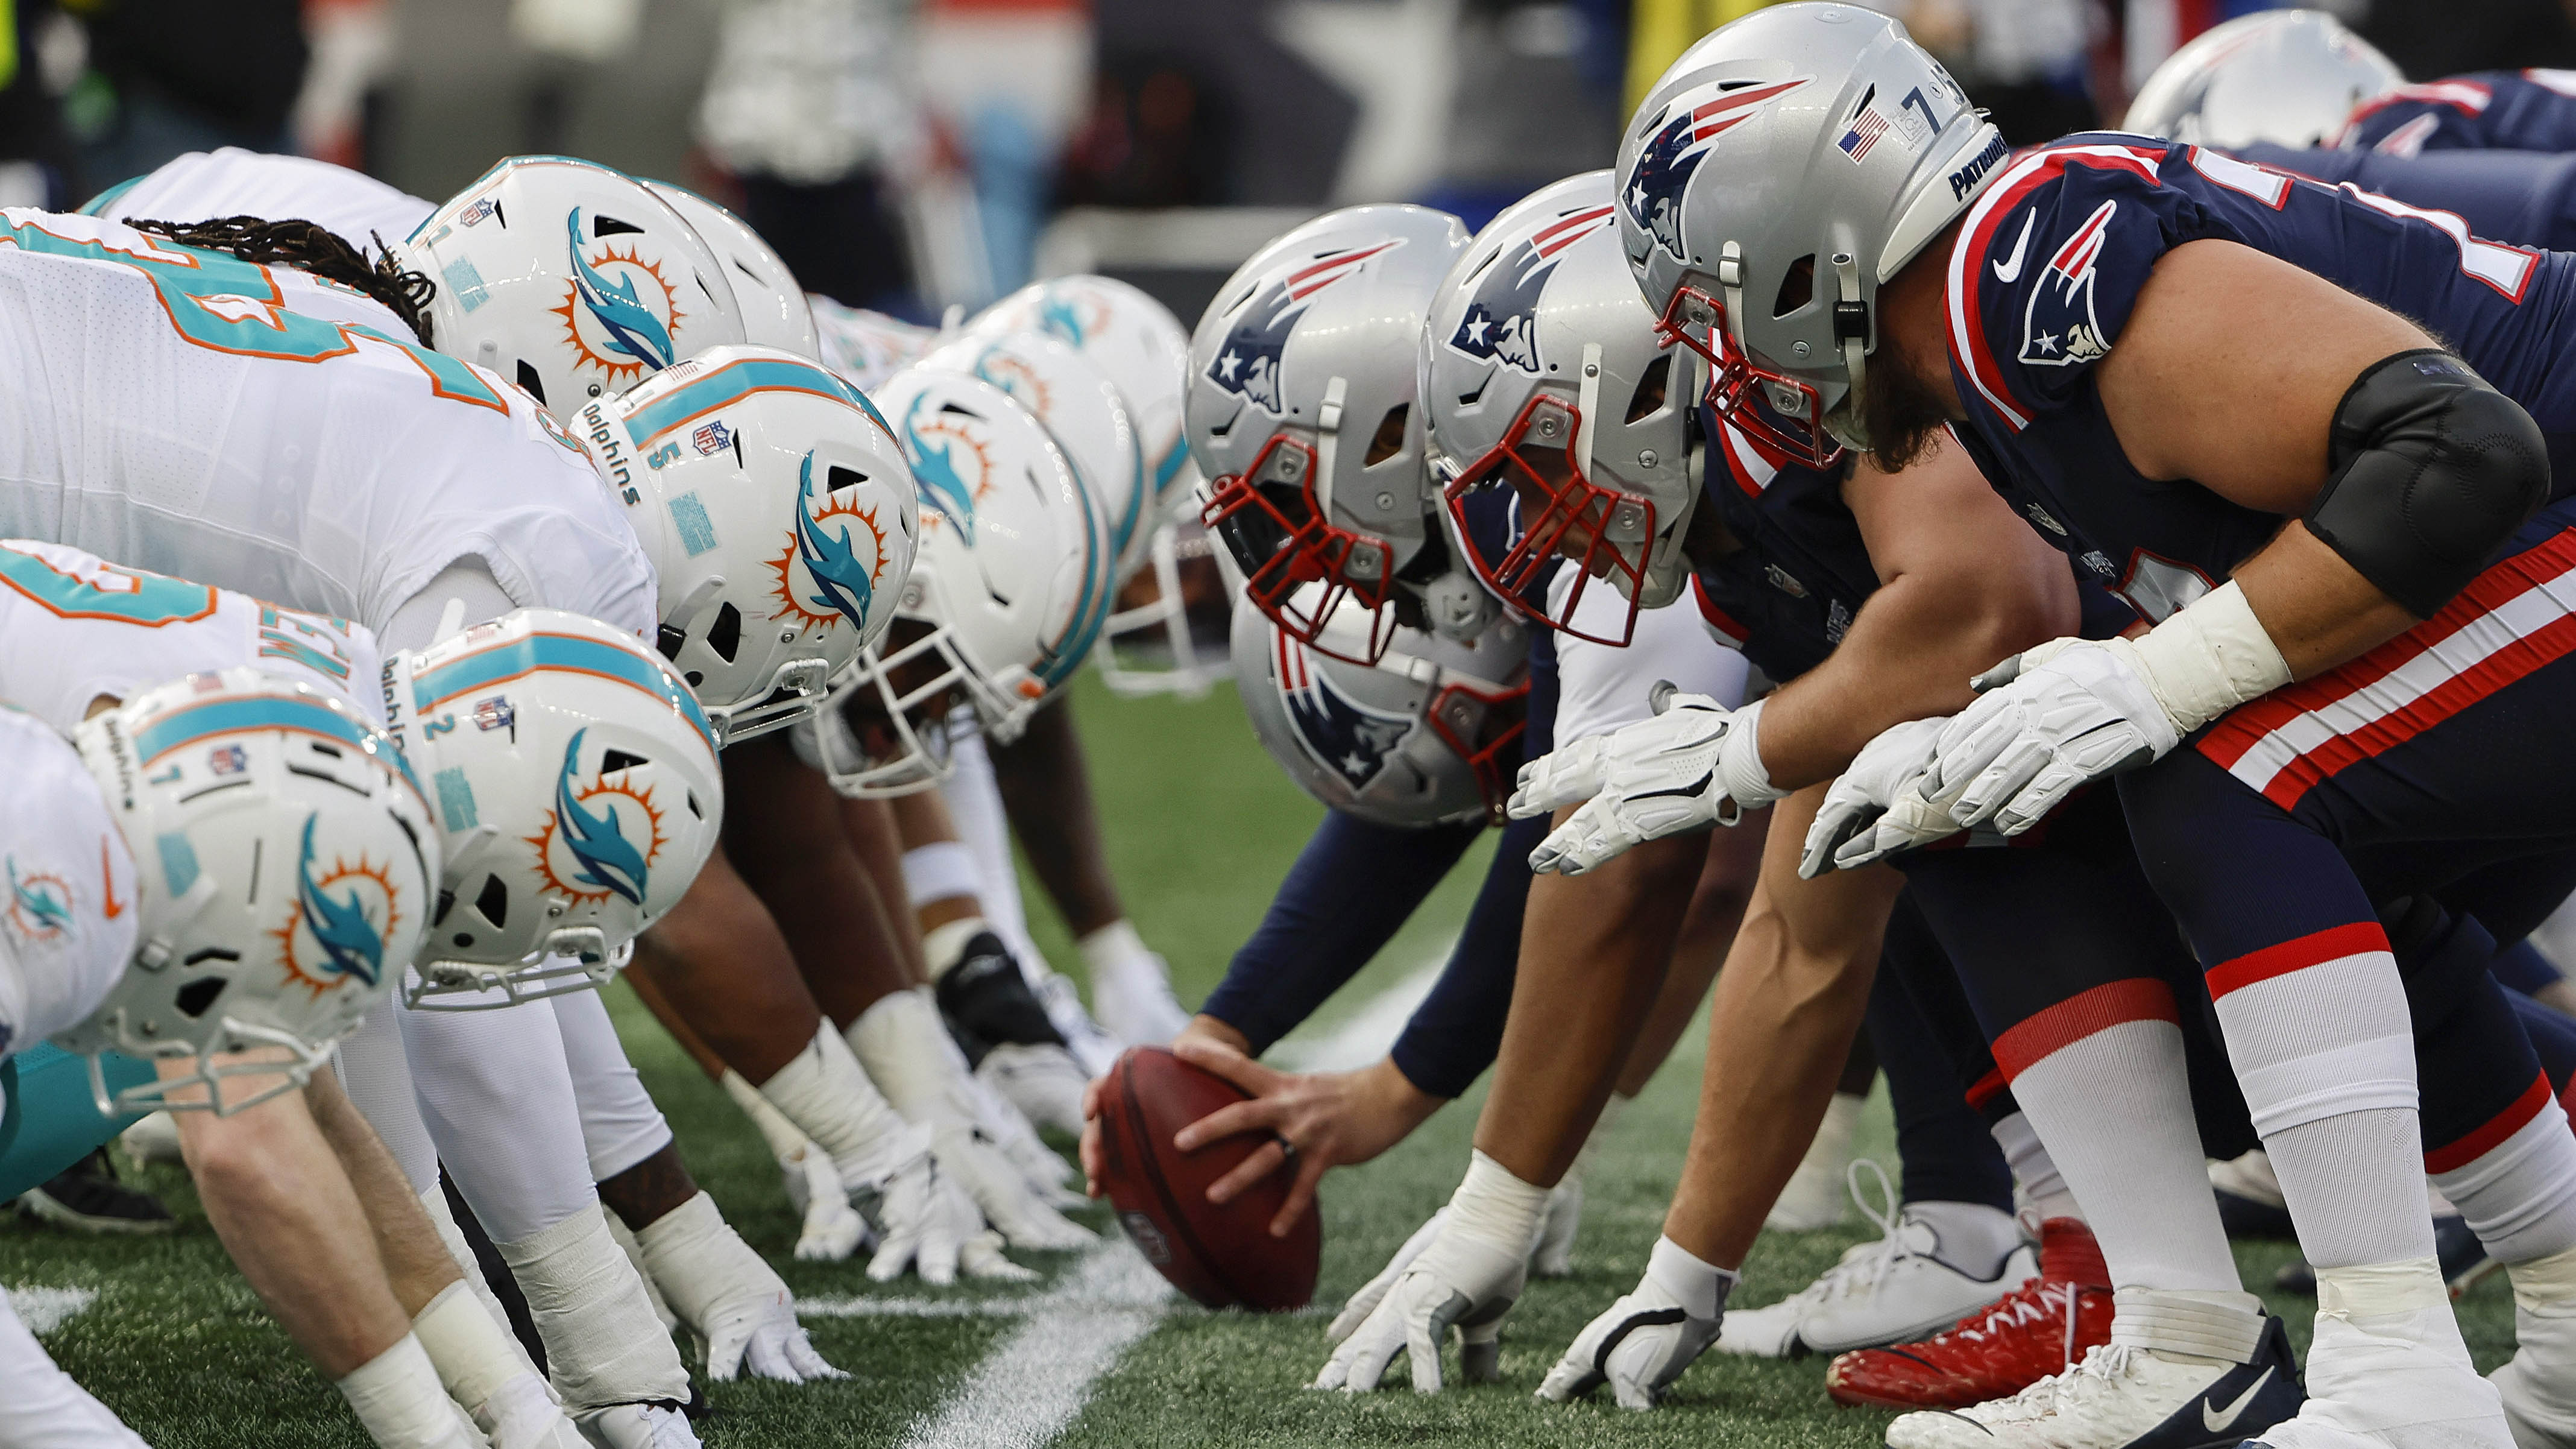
(1094, 1046, 1320, 1310)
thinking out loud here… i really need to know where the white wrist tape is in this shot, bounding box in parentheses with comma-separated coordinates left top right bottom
(720, 1067, 816, 1165)
(1645, 1234, 1738, 1321)
(2108, 1287, 2265, 1363)
(411, 1280, 547, 1422)
(2127, 581, 2292, 734)
(2315, 1257, 2449, 1318)
(335, 1333, 475, 1449)
(494, 1205, 690, 1410)
(848, 985, 979, 1131)
(1449, 1149, 1552, 1255)
(1077, 919, 1150, 976)
(414, 1185, 527, 1380)
(635, 1190, 790, 1333)
(757, 1021, 916, 1190)
(901, 842, 982, 912)
(1714, 698, 1786, 809)
(2506, 1240, 2576, 1313)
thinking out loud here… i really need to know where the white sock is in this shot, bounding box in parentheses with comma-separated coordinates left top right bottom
(2269, 1108, 2437, 1269)
(1906, 1199, 2024, 1280)
(1991, 1111, 2082, 1223)
(2431, 1087, 2576, 1265)
(335, 1333, 481, 1449)
(496, 1201, 691, 1410)
(900, 841, 981, 912)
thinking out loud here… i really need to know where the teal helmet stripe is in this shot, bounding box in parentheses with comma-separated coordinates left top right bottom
(622, 357, 869, 449)
(1154, 435, 1189, 497)
(131, 696, 421, 798)
(77, 175, 146, 219)
(1038, 472, 1113, 689)
(412, 632, 717, 758)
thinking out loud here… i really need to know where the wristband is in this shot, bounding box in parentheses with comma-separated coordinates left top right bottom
(1449, 1149, 1551, 1254)
(2127, 581, 2291, 733)
(1713, 698, 1786, 809)
(336, 1332, 473, 1449)
(1645, 1234, 1737, 1321)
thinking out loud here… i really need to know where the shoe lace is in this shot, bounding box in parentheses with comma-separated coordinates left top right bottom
(1907, 1275, 2091, 1370)
(1780, 1160, 1924, 1309)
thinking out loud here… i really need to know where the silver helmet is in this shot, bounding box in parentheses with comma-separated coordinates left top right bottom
(1616, 2, 2000, 465)
(1188, 205, 1469, 658)
(2123, 10, 2401, 150)
(1422, 171, 1698, 646)
(1230, 586, 1528, 829)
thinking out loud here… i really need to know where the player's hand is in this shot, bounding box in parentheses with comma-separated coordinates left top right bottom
(699, 1287, 846, 1385)
(928, 1121, 1096, 1251)
(963, 1070, 1083, 1207)
(1927, 637, 2176, 836)
(787, 1145, 871, 1262)
(1536, 1237, 1734, 1410)
(1521, 690, 1777, 876)
(633, 1190, 849, 1384)
(863, 1125, 993, 1286)
(1798, 716, 1951, 877)
(1171, 1041, 1437, 1238)
(1314, 1153, 1546, 1394)
(1080, 1072, 1110, 1198)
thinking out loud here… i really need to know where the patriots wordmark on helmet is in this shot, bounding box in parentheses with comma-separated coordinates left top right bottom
(1625, 78, 1813, 262)
(555, 207, 682, 384)
(2018, 199, 2118, 367)
(1447, 205, 1616, 374)
(1274, 634, 1409, 790)
(277, 813, 396, 995)
(1204, 239, 1406, 414)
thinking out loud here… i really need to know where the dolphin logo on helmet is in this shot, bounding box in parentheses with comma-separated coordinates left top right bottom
(555, 730, 649, 906)
(1204, 239, 1406, 414)
(1036, 291, 1089, 347)
(295, 815, 386, 988)
(1624, 78, 1812, 261)
(567, 209, 678, 370)
(793, 453, 878, 629)
(901, 394, 981, 545)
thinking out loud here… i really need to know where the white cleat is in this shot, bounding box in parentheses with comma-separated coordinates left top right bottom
(1768, 1091, 1865, 1231)
(474, 1372, 588, 1449)
(1722, 1169, 2033, 1358)
(2493, 1295, 2576, 1449)
(1035, 972, 1124, 1079)
(976, 1043, 1091, 1137)
(116, 1111, 183, 1169)
(572, 1403, 700, 1449)
(1882, 1315, 2303, 1449)
(2247, 1300, 2510, 1449)
(1091, 949, 1192, 1047)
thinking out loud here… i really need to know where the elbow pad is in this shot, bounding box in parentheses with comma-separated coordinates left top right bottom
(2305, 349, 2549, 617)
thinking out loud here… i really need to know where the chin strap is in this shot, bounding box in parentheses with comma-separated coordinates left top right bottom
(1573, 343, 1604, 482)
(1715, 241, 1751, 359)
(1831, 250, 1873, 452)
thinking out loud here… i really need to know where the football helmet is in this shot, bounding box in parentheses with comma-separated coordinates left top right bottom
(813, 295, 937, 393)
(1232, 588, 1529, 828)
(400, 156, 748, 420)
(1188, 206, 1468, 659)
(817, 367, 1112, 795)
(64, 669, 438, 1116)
(917, 328, 1145, 573)
(969, 275, 1198, 561)
(579, 344, 922, 744)
(1422, 171, 1698, 646)
(1615, 2, 2000, 465)
(644, 180, 823, 359)
(2123, 10, 2402, 150)
(1097, 516, 1237, 698)
(383, 610, 724, 1008)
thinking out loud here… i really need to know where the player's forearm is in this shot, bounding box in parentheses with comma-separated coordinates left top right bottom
(2229, 521, 2419, 680)
(988, 698, 1126, 936)
(1471, 824, 1701, 1186)
(1661, 787, 1899, 1268)
(303, 1067, 462, 1316)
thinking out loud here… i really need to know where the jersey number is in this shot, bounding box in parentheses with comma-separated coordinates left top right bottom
(0, 546, 216, 625)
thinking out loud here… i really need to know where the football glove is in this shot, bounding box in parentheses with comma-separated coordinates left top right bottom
(1798, 716, 1955, 877)
(1536, 1236, 1735, 1410)
(861, 1132, 1022, 1286)
(1927, 637, 2175, 837)
(784, 1144, 871, 1262)
(634, 1192, 846, 1384)
(1314, 1152, 1548, 1394)
(1514, 689, 1777, 877)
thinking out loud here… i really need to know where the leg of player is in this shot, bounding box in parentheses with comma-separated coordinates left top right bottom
(987, 695, 1194, 1047)
(552, 989, 843, 1385)
(159, 1051, 481, 1449)
(0, 1283, 151, 1447)
(837, 795, 929, 983)
(1768, 1035, 1875, 1234)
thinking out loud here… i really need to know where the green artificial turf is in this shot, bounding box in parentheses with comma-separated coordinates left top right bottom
(0, 671, 2525, 1445)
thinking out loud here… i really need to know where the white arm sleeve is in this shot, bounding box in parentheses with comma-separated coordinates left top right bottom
(380, 558, 521, 654)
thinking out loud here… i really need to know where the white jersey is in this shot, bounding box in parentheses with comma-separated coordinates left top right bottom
(0, 212, 657, 641)
(0, 540, 384, 733)
(0, 708, 134, 1065)
(812, 294, 935, 393)
(84, 147, 435, 254)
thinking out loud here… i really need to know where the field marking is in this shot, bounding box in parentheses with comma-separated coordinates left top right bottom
(1268, 934, 1456, 1074)
(5, 1285, 97, 1335)
(887, 1240, 1171, 1449)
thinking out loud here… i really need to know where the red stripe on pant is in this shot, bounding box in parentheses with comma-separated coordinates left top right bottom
(2203, 921, 2390, 1000)
(1967, 1067, 2009, 1114)
(2426, 1070, 2556, 1175)
(1991, 977, 2182, 1082)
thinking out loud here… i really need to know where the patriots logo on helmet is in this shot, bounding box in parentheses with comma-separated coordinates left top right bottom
(1205, 240, 1404, 414)
(2018, 200, 2118, 368)
(1274, 635, 1410, 790)
(277, 814, 394, 993)
(1449, 205, 1614, 373)
(1624, 78, 1811, 261)
(5, 856, 74, 942)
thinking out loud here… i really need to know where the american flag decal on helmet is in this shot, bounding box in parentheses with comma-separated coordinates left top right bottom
(1838, 107, 1890, 162)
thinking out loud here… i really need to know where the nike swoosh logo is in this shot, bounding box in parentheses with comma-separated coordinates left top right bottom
(100, 838, 125, 920)
(1991, 213, 2036, 283)
(2202, 1365, 2276, 1432)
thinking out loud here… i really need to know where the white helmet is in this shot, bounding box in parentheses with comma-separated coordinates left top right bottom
(1188, 206, 1468, 656)
(970, 276, 1198, 543)
(1616, 2, 2000, 465)
(644, 180, 824, 359)
(579, 344, 922, 744)
(812, 295, 937, 394)
(401, 156, 748, 420)
(918, 328, 1146, 576)
(383, 610, 724, 1008)
(816, 367, 1113, 795)
(1422, 171, 1698, 646)
(2123, 10, 2402, 150)
(1231, 589, 1528, 828)
(64, 670, 438, 1116)
(1097, 516, 1238, 698)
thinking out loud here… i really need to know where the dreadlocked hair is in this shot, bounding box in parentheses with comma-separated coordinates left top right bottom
(125, 216, 438, 347)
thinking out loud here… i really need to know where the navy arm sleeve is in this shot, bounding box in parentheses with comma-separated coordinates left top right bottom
(1386, 811, 1545, 1099)
(1197, 810, 1482, 1056)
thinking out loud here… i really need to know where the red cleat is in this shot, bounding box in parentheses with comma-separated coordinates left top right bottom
(1826, 1217, 2113, 1410)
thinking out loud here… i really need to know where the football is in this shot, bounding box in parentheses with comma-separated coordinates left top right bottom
(1094, 1046, 1321, 1311)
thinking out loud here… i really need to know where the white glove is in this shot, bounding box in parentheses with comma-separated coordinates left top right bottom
(966, 1067, 1086, 1208)
(1315, 1152, 1548, 1394)
(1536, 1236, 1735, 1410)
(1532, 1093, 1621, 1278)
(1514, 690, 1776, 876)
(1927, 637, 2176, 836)
(786, 1144, 870, 1262)
(471, 1372, 584, 1449)
(1798, 716, 1957, 877)
(1327, 1208, 1450, 1345)
(858, 1123, 978, 1285)
(635, 1192, 846, 1384)
(930, 1121, 1096, 1251)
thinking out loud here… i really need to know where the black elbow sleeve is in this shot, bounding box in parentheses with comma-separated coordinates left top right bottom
(2304, 349, 2550, 617)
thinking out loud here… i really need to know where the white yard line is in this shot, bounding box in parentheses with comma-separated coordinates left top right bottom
(5, 1285, 96, 1335)
(886, 1242, 1171, 1449)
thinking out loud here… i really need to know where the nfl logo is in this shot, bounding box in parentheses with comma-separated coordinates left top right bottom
(209, 744, 249, 776)
(472, 696, 517, 733)
(458, 197, 499, 227)
(693, 420, 733, 456)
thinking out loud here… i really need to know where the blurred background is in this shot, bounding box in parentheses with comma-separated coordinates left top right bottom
(2, 0, 2571, 330)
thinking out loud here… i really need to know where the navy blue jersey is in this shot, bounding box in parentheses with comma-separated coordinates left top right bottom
(1945, 136, 2576, 615)
(2338, 71, 2576, 156)
(2234, 142, 2576, 254)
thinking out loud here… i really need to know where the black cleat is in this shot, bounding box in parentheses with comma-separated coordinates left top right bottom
(2134, 1313, 2305, 1449)
(16, 1148, 175, 1235)
(934, 932, 1069, 1061)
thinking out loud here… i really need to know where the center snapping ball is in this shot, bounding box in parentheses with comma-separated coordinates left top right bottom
(1094, 1046, 1320, 1310)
